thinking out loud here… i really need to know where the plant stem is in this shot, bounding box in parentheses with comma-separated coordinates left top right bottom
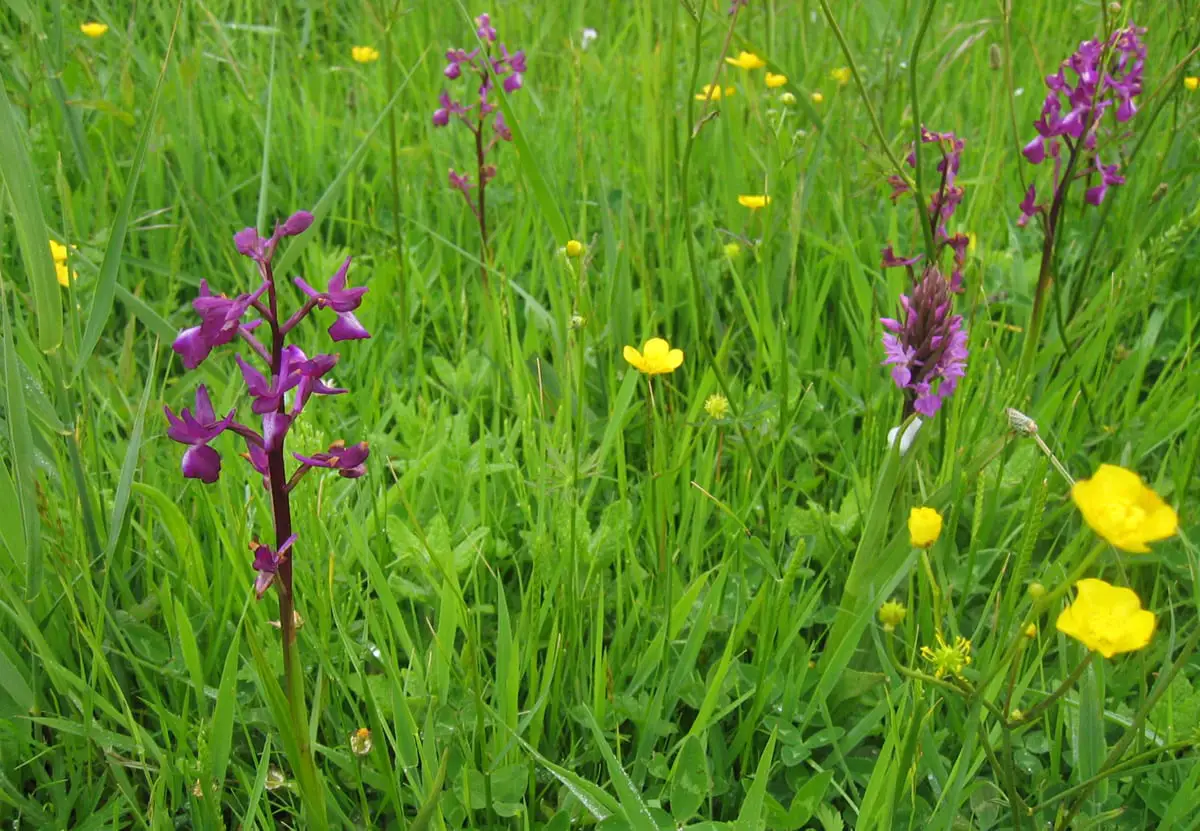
(909, 0, 939, 259)
(1009, 652, 1093, 727)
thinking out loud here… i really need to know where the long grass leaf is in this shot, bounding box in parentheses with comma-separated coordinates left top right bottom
(105, 345, 158, 555)
(0, 86, 62, 351)
(0, 283, 39, 595)
(72, 0, 182, 377)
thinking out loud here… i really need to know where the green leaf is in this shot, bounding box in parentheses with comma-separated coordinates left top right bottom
(0, 283, 40, 595)
(670, 735, 710, 822)
(115, 284, 176, 342)
(0, 461, 27, 569)
(106, 347, 157, 555)
(583, 708, 658, 831)
(0, 82, 62, 351)
(72, 0, 182, 377)
(209, 616, 242, 801)
(735, 731, 776, 831)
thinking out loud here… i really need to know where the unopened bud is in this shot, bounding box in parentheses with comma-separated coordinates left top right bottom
(1108, 2, 1121, 13)
(1006, 407, 1038, 436)
(1151, 182, 1169, 203)
(1028, 582, 1046, 600)
(1024, 623, 1037, 638)
(988, 44, 1002, 70)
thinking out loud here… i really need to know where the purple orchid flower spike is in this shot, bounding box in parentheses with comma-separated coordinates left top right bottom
(163, 385, 235, 483)
(293, 257, 368, 312)
(252, 534, 297, 598)
(166, 208, 371, 722)
(880, 266, 968, 418)
(295, 441, 370, 479)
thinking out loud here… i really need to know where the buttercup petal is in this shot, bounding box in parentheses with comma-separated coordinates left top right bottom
(642, 338, 670, 360)
(622, 345, 645, 371)
(665, 349, 684, 370)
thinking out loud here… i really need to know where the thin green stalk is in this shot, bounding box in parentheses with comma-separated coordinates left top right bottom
(908, 0, 939, 259)
(1009, 652, 1093, 727)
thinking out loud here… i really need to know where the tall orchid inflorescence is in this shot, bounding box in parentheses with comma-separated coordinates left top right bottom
(165, 210, 370, 659)
(879, 126, 970, 419)
(1014, 24, 1145, 378)
(1019, 25, 1144, 224)
(432, 12, 526, 282)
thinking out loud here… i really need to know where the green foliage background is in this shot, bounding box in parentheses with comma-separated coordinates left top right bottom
(0, 0, 1199, 828)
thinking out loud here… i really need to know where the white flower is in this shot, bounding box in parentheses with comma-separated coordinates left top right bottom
(581, 28, 598, 50)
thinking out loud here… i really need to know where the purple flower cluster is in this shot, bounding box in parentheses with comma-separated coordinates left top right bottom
(164, 210, 372, 598)
(1019, 25, 1145, 221)
(881, 266, 969, 418)
(432, 12, 526, 201)
(883, 126, 971, 292)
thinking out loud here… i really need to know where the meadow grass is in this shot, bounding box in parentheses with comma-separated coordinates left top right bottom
(1, 0, 1199, 828)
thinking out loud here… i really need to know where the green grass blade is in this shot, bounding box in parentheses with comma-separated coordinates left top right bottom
(0, 282, 40, 595)
(0, 83, 62, 352)
(71, 0, 182, 377)
(105, 346, 158, 555)
(583, 707, 657, 831)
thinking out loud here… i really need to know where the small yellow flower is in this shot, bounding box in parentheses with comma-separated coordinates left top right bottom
(1184, 76, 1199, 91)
(878, 600, 907, 632)
(695, 84, 736, 101)
(351, 45, 380, 64)
(810, 91, 825, 104)
(920, 633, 972, 679)
(623, 338, 684, 375)
(722, 242, 741, 259)
(704, 393, 730, 420)
(765, 72, 787, 88)
(1024, 623, 1037, 638)
(908, 506, 943, 548)
(737, 194, 771, 210)
(779, 91, 796, 106)
(80, 22, 108, 38)
(725, 51, 765, 70)
(565, 239, 584, 257)
(1071, 464, 1178, 553)
(50, 240, 76, 287)
(831, 66, 852, 86)
(1055, 578, 1156, 658)
(349, 727, 373, 755)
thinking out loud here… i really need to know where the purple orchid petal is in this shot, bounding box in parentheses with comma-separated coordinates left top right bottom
(182, 444, 222, 483)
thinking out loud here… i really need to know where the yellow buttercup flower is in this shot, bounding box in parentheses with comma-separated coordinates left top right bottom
(765, 72, 787, 88)
(1055, 578, 1156, 658)
(623, 338, 683, 375)
(920, 633, 972, 679)
(810, 91, 825, 104)
(351, 46, 380, 64)
(831, 66, 852, 85)
(878, 600, 906, 632)
(1024, 623, 1037, 638)
(50, 240, 76, 287)
(704, 393, 730, 420)
(722, 242, 741, 259)
(565, 239, 584, 257)
(80, 22, 108, 38)
(908, 506, 943, 548)
(696, 84, 736, 101)
(725, 51, 765, 70)
(1071, 464, 1178, 553)
(1184, 76, 1199, 91)
(737, 194, 770, 210)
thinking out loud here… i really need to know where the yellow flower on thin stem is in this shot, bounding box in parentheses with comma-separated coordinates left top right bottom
(810, 91, 825, 104)
(831, 67, 852, 85)
(765, 72, 787, 88)
(908, 506, 943, 548)
(80, 22, 108, 38)
(1055, 578, 1156, 658)
(722, 242, 741, 259)
(1070, 464, 1178, 553)
(920, 632, 972, 679)
(725, 51, 765, 70)
(1184, 76, 1199, 91)
(737, 194, 770, 210)
(696, 84, 735, 101)
(565, 239, 584, 257)
(623, 338, 684, 375)
(351, 45, 380, 64)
